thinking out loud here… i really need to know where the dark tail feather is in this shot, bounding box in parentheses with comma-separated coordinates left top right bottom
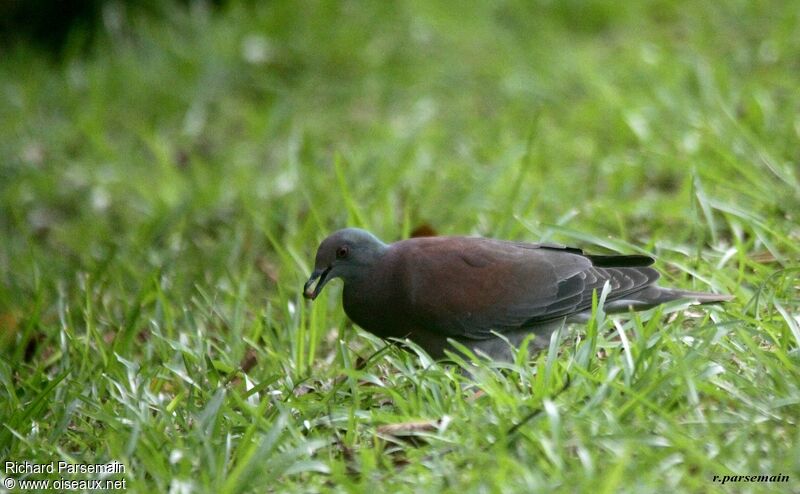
(587, 254, 655, 267)
(602, 286, 733, 314)
(654, 287, 734, 304)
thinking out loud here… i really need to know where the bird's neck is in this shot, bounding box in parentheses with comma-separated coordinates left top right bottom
(354, 242, 389, 269)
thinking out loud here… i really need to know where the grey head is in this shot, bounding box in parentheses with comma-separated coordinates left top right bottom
(303, 228, 388, 300)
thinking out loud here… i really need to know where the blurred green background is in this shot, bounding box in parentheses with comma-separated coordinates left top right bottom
(2, 0, 796, 311)
(1, 1, 798, 492)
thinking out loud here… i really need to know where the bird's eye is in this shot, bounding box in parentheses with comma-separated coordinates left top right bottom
(336, 246, 349, 259)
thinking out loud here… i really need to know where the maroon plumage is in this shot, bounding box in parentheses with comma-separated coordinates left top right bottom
(304, 228, 731, 360)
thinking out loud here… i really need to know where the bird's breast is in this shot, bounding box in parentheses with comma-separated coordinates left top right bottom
(342, 278, 412, 339)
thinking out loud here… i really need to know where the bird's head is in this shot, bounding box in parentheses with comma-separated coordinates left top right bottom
(303, 228, 388, 300)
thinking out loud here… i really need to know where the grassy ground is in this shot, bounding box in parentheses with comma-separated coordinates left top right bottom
(1, 1, 799, 492)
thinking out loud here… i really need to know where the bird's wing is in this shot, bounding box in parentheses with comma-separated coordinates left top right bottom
(401, 237, 659, 340)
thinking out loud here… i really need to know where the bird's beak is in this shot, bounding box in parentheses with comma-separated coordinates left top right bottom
(303, 266, 331, 300)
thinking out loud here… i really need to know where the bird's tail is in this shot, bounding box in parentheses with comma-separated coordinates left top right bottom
(602, 286, 733, 314)
(651, 287, 734, 304)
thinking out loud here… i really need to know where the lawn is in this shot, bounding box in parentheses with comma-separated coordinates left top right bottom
(1, 1, 799, 492)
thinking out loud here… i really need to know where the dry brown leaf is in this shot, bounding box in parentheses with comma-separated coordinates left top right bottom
(409, 224, 438, 238)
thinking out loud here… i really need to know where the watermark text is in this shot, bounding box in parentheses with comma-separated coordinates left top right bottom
(3, 461, 126, 491)
(712, 473, 789, 485)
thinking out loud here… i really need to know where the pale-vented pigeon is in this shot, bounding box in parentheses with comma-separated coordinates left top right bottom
(303, 228, 731, 360)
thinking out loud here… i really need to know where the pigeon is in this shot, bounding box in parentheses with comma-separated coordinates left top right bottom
(303, 228, 731, 361)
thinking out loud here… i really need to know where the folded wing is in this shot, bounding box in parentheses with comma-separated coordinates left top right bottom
(404, 237, 660, 339)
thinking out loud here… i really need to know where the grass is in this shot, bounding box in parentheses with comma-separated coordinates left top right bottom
(1, 0, 799, 492)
